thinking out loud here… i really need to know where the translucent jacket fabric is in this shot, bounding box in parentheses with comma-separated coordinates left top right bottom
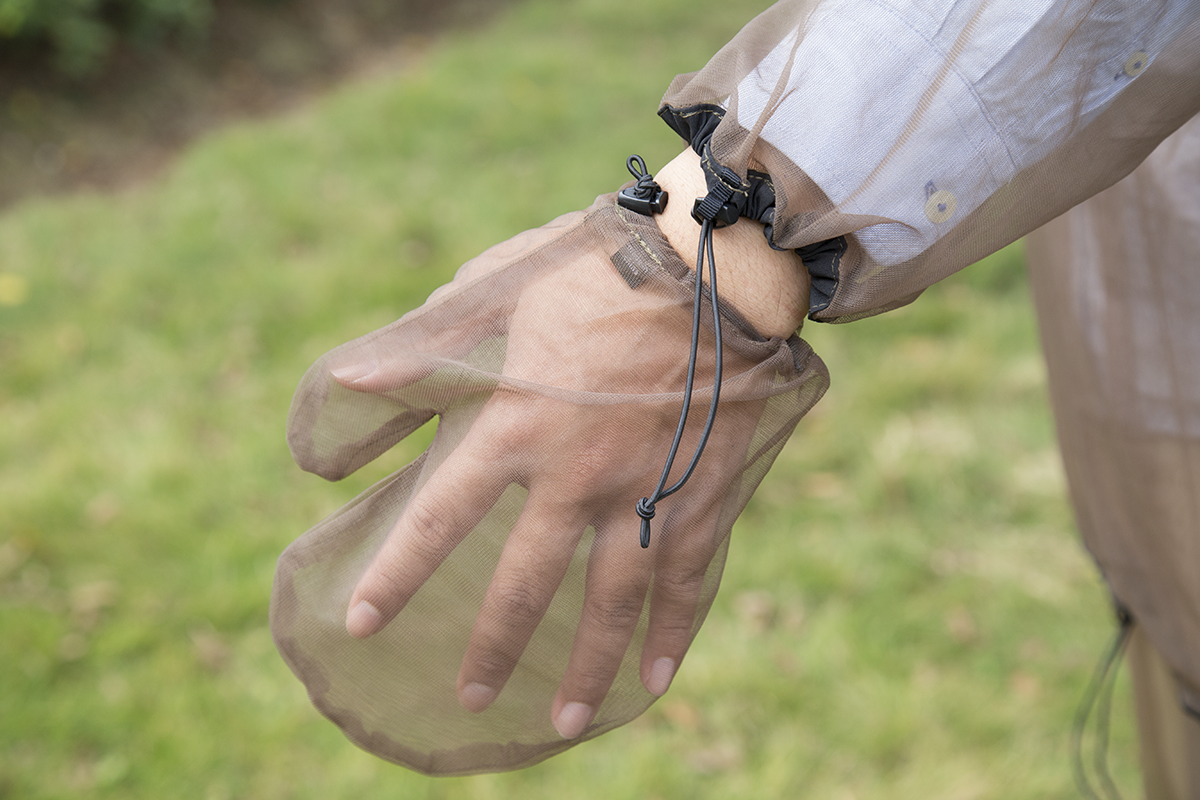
(274, 0, 1200, 776)
(657, 0, 1200, 693)
(660, 0, 1200, 322)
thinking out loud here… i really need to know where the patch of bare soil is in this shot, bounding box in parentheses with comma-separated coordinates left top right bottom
(0, 0, 518, 211)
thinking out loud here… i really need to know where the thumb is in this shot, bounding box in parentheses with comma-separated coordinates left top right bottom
(287, 205, 591, 481)
(286, 262, 524, 481)
(285, 351, 436, 482)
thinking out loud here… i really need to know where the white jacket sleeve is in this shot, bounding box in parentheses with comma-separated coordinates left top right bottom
(659, 0, 1200, 322)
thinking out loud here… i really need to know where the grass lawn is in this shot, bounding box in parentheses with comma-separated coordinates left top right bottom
(0, 0, 1139, 797)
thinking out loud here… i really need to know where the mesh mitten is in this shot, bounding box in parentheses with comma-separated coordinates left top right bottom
(271, 193, 829, 775)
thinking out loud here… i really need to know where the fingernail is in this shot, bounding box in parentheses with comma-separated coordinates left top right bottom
(459, 683, 498, 713)
(554, 702, 594, 739)
(646, 657, 677, 696)
(331, 361, 377, 384)
(346, 601, 383, 638)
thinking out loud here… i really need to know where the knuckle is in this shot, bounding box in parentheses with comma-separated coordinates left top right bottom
(567, 651, 623, 696)
(571, 665, 615, 694)
(489, 581, 549, 626)
(402, 497, 457, 562)
(653, 616, 696, 641)
(406, 495, 451, 538)
(468, 648, 518, 683)
(366, 558, 407, 596)
(654, 564, 708, 603)
(584, 590, 646, 634)
(481, 394, 541, 448)
(359, 559, 415, 615)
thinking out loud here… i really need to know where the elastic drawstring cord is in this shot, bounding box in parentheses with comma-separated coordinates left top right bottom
(616, 153, 732, 549)
(1071, 603, 1133, 800)
(635, 218, 724, 547)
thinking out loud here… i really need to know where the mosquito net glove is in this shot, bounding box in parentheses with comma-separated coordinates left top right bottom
(271, 192, 828, 775)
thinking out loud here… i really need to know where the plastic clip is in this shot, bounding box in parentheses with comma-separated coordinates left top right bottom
(691, 197, 739, 228)
(617, 154, 669, 216)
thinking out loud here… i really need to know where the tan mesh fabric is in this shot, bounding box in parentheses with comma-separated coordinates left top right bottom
(272, 195, 828, 775)
(1026, 114, 1200, 699)
(273, 0, 1200, 777)
(660, 0, 1200, 322)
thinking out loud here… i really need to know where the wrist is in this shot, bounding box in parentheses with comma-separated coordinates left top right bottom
(652, 148, 808, 338)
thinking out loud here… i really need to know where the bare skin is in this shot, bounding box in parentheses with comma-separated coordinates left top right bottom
(338, 148, 809, 739)
(652, 147, 808, 338)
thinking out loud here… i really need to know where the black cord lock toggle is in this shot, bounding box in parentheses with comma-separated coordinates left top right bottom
(690, 173, 741, 228)
(617, 154, 669, 216)
(691, 197, 739, 228)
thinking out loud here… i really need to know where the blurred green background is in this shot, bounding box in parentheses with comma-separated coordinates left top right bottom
(0, 0, 1138, 797)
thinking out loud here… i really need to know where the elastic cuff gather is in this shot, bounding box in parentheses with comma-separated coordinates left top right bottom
(658, 102, 846, 320)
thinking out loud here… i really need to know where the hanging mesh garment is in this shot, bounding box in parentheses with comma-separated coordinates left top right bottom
(272, 195, 828, 775)
(1027, 114, 1200, 712)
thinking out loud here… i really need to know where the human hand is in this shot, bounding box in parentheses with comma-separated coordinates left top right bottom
(272, 192, 827, 775)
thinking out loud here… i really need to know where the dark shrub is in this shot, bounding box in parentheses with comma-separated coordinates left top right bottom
(0, 0, 215, 76)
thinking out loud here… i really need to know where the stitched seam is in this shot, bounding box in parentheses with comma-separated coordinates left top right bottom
(808, 237, 846, 317)
(613, 203, 665, 269)
(700, 146, 748, 199)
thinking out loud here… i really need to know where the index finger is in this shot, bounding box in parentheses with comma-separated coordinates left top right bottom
(345, 439, 512, 638)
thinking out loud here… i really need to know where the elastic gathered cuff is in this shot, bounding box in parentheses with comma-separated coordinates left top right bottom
(658, 101, 847, 321)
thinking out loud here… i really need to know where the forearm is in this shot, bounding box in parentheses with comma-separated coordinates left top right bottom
(659, 0, 1200, 322)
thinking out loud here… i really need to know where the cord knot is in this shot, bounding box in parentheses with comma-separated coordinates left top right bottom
(636, 498, 656, 549)
(636, 497, 656, 520)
